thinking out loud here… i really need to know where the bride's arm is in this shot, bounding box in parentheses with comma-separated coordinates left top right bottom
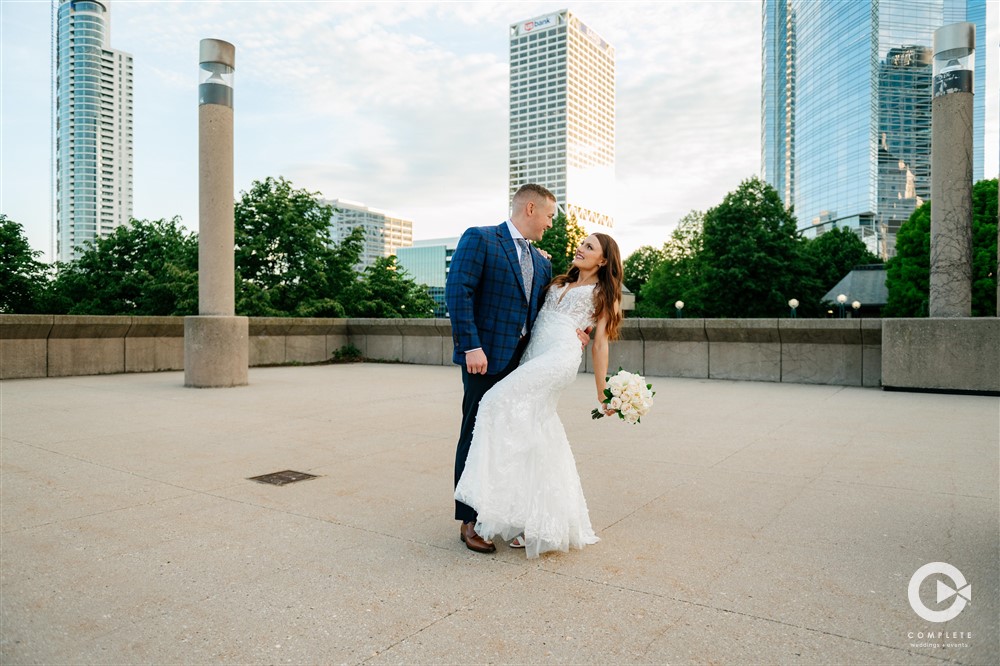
(591, 315, 611, 405)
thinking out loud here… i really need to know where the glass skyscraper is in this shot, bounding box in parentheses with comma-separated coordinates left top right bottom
(54, 0, 133, 263)
(509, 10, 615, 228)
(762, 0, 989, 258)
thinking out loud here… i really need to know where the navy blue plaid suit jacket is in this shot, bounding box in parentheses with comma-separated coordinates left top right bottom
(445, 223, 552, 374)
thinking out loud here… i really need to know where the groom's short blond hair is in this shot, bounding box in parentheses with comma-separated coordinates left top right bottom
(511, 184, 556, 212)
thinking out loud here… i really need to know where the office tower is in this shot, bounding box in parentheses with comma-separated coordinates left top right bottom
(967, 0, 988, 183)
(509, 10, 615, 228)
(760, 0, 795, 211)
(396, 237, 458, 317)
(761, 0, 990, 258)
(54, 0, 134, 263)
(321, 198, 413, 270)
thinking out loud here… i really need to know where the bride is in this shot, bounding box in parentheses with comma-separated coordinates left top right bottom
(454, 233, 623, 558)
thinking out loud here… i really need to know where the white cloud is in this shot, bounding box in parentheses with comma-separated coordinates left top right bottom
(0, 0, 759, 260)
(18, 0, 996, 266)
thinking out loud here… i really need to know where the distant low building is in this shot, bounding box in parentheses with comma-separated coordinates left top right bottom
(823, 264, 888, 318)
(320, 198, 413, 270)
(396, 238, 458, 318)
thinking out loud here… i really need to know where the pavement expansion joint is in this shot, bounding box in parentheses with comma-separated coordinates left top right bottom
(540, 566, 952, 662)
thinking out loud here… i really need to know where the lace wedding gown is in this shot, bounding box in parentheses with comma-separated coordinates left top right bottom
(455, 283, 600, 558)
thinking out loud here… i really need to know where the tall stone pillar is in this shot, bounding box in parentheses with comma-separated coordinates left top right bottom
(184, 39, 248, 387)
(929, 23, 975, 318)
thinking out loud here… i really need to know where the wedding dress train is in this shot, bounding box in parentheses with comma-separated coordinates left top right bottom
(455, 283, 600, 558)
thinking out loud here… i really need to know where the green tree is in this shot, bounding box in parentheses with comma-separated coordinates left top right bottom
(884, 203, 931, 316)
(698, 178, 807, 317)
(46, 217, 198, 315)
(623, 245, 665, 296)
(637, 211, 705, 317)
(535, 211, 587, 276)
(802, 227, 880, 296)
(234, 177, 362, 317)
(348, 255, 437, 318)
(791, 226, 880, 317)
(0, 214, 49, 313)
(884, 179, 997, 317)
(971, 178, 998, 316)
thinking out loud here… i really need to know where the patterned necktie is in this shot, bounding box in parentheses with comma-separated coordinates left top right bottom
(516, 238, 533, 302)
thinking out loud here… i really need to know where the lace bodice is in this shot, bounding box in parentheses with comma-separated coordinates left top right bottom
(541, 283, 596, 330)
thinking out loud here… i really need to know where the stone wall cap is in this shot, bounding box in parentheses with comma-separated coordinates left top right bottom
(0, 314, 55, 340)
(638, 319, 706, 342)
(280, 318, 348, 336)
(248, 318, 293, 336)
(861, 319, 883, 344)
(127, 317, 186, 338)
(394, 319, 443, 336)
(50, 315, 132, 339)
(613, 318, 643, 340)
(778, 319, 862, 344)
(346, 319, 402, 335)
(705, 319, 780, 343)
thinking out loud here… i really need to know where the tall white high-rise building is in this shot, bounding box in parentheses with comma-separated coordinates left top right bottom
(509, 10, 615, 228)
(54, 0, 134, 263)
(321, 198, 413, 270)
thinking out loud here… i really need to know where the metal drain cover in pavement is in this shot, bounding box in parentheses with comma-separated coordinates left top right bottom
(248, 470, 318, 486)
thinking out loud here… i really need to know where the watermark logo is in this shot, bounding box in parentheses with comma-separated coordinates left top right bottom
(908, 562, 971, 623)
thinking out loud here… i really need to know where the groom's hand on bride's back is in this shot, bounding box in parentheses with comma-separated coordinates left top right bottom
(465, 348, 488, 375)
(576, 327, 592, 350)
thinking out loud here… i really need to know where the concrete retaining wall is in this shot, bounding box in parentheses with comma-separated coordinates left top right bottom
(778, 319, 864, 387)
(249, 318, 348, 367)
(640, 319, 709, 379)
(48, 316, 131, 377)
(1, 315, 348, 380)
(2, 314, 995, 392)
(126, 317, 185, 373)
(882, 318, 999, 393)
(706, 319, 782, 382)
(0, 315, 53, 379)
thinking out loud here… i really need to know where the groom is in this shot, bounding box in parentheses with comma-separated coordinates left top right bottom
(446, 184, 584, 553)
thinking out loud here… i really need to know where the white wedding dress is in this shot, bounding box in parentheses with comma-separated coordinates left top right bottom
(455, 283, 600, 558)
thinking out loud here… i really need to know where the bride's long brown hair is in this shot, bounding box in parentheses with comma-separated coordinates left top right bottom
(548, 233, 623, 340)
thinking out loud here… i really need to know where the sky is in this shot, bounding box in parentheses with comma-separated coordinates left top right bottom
(1, 0, 997, 264)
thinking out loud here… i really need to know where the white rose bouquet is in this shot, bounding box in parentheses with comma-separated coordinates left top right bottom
(591, 367, 655, 424)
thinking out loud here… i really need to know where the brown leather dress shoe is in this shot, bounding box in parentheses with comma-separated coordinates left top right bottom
(460, 521, 496, 553)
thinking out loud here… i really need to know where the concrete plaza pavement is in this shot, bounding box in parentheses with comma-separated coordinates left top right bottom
(1, 363, 997, 665)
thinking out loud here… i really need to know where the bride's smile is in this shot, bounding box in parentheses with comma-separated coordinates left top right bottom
(572, 234, 607, 273)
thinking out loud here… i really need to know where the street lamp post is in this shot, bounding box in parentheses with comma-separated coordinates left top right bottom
(184, 38, 248, 388)
(788, 298, 799, 319)
(852, 301, 861, 318)
(930, 22, 975, 317)
(675, 301, 684, 319)
(836, 294, 847, 319)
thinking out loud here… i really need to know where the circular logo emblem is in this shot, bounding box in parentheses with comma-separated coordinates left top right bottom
(908, 562, 971, 623)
